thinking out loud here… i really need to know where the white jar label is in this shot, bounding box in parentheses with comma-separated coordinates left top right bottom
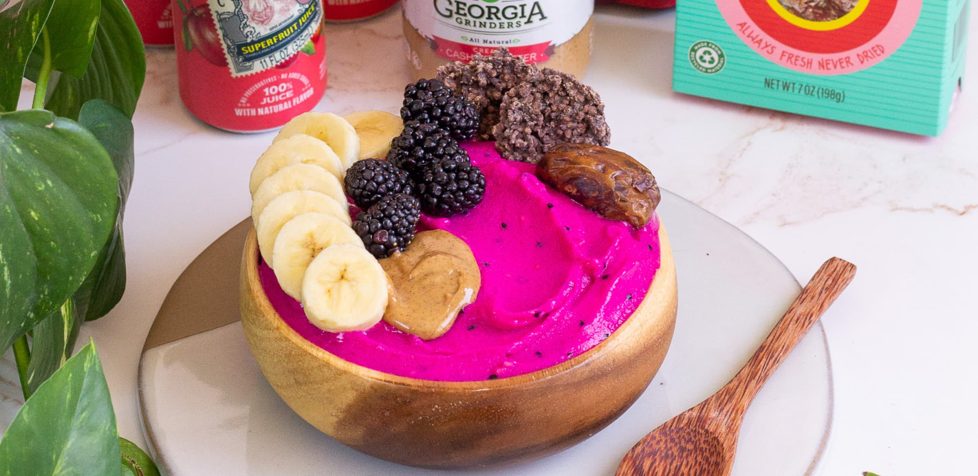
(404, 0, 593, 64)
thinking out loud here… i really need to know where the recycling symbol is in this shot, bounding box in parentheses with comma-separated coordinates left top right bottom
(689, 41, 726, 74)
(698, 49, 717, 65)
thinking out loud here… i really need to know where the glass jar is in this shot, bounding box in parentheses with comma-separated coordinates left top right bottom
(403, 0, 594, 79)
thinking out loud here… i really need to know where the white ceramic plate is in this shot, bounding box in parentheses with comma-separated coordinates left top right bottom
(138, 191, 832, 475)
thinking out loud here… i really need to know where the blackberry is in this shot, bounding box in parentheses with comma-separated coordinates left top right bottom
(353, 194, 421, 258)
(401, 79, 479, 141)
(415, 158, 486, 217)
(344, 159, 414, 209)
(387, 121, 470, 176)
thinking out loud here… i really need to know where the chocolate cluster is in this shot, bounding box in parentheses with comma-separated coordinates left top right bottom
(437, 50, 540, 141)
(494, 70, 611, 164)
(437, 50, 611, 163)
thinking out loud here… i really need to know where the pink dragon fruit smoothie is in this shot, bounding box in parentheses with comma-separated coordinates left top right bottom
(259, 142, 662, 381)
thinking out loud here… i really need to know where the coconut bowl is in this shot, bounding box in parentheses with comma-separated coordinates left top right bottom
(239, 225, 678, 469)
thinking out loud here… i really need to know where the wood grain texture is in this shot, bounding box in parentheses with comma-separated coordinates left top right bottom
(617, 258, 855, 476)
(240, 225, 678, 468)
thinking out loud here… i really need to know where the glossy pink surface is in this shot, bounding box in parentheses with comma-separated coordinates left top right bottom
(260, 142, 661, 381)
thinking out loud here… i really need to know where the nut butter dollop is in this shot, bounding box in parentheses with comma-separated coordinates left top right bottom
(380, 230, 481, 340)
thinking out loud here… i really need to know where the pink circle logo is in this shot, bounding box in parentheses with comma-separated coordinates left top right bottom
(715, 0, 922, 75)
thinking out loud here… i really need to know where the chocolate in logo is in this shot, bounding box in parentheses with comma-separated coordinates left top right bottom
(209, 0, 322, 77)
(433, 0, 548, 29)
(777, 0, 858, 22)
(715, 0, 921, 75)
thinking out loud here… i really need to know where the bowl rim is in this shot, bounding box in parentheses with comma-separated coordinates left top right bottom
(244, 223, 676, 391)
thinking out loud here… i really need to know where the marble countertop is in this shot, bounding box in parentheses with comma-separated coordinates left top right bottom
(5, 4, 976, 475)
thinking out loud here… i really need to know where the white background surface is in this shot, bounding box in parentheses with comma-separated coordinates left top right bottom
(4, 4, 977, 475)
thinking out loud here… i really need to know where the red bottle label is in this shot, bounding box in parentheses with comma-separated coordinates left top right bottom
(324, 0, 398, 21)
(126, 0, 174, 45)
(173, 0, 328, 132)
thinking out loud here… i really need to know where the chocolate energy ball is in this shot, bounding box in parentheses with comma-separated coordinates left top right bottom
(436, 49, 542, 141)
(494, 69, 611, 163)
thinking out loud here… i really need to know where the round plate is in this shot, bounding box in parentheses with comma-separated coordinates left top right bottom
(137, 191, 832, 475)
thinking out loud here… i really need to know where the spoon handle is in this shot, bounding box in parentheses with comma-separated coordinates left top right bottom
(722, 257, 856, 415)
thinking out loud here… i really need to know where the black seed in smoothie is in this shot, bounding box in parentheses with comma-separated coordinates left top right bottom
(564, 226, 571, 231)
(578, 320, 585, 327)
(535, 241, 543, 248)
(600, 274, 609, 280)
(533, 311, 541, 318)
(488, 374, 499, 380)
(603, 332, 611, 338)
(467, 324, 476, 331)
(501, 222, 508, 229)
(535, 351, 543, 358)
(483, 261, 491, 267)
(648, 244, 653, 251)
(626, 294, 633, 300)
(547, 203, 554, 209)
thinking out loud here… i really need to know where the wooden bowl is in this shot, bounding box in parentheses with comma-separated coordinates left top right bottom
(240, 225, 678, 468)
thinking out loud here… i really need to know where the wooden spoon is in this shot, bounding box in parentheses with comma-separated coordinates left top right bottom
(617, 257, 856, 476)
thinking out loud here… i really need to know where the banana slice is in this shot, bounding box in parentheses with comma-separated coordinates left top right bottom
(256, 190, 351, 265)
(252, 164, 347, 221)
(301, 244, 388, 332)
(270, 213, 364, 300)
(250, 135, 344, 194)
(274, 113, 361, 171)
(344, 111, 404, 160)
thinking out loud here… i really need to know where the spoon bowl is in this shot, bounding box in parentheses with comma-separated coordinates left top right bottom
(621, 417, 732, 476)
(617, 257, 856, 476)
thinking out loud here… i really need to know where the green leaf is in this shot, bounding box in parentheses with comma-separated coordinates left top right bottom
(75, 99, 133, 321)
(25, 300, 79, 394)
(120, 437, 161, 476)
(0, 0, 55, 111)
(24, 0, 101, 80)
(0, 343, 122, 476)
(301, 40, 316, 56)
(0, 109, 118, 351)
(41, 0, 145, 119)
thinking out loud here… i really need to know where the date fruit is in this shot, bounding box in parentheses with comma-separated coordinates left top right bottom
(538, 144, 661, 228)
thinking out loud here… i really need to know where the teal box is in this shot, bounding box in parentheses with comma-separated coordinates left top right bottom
(673, 0, 970, 136)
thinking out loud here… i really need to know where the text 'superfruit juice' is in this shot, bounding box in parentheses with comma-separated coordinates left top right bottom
(173, 0, 328, 132)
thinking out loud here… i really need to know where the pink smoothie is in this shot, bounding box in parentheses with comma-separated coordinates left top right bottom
(259, 142, 662, 381)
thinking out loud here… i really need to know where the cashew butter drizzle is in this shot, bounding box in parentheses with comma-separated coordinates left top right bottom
(380, 230, 482, 340)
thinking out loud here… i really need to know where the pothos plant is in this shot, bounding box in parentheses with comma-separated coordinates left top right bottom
(0, 0, 159, 474)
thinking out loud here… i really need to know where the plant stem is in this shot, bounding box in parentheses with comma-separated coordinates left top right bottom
(12, 335, 31, 401)
(32, 28, 53, 109)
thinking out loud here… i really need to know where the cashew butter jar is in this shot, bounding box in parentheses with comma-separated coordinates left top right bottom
(403, 0, 594, 79)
